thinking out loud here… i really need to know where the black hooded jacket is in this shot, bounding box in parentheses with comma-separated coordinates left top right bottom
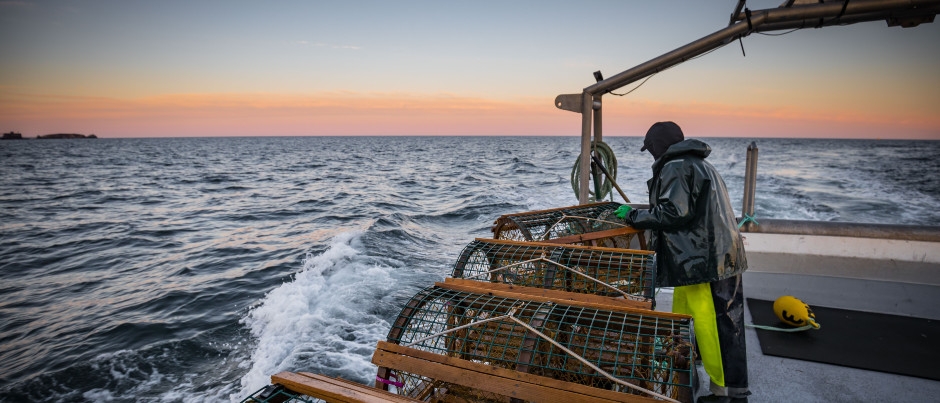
(627, 139, 747, 287)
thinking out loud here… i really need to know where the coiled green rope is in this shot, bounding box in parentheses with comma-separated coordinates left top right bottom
(571, 141, 617, 202)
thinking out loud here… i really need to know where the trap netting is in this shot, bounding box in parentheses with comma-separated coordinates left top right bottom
(241, 384, 319, 403)
(452, 238, 656, 303)
(381, 286, 695, 402)
(491, 202, 640, 248)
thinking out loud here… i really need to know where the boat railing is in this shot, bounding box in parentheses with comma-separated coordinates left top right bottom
(737, 218, 940, 242)
(736, 140, 940, 242)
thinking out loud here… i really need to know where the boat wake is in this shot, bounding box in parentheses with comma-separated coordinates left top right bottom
(233, 231, 396, 401)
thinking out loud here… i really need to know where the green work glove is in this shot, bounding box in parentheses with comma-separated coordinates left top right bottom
(614, 204, 632, 220)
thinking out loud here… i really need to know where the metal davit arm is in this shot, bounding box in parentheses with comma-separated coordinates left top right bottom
(560, 0, 939, 205)
(583, 0, 939, 97)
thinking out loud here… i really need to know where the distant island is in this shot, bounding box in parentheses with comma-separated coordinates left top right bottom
(37, 133, 98, 139)
(1, 132, 98, 140)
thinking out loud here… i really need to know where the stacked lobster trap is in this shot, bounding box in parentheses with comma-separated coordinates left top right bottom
(451, 238, 657, 304)
(367, 205, 696, 402)
(378, 286, 694, 402)
(490, 202, 646, 250)
(244, 203, 696, 403)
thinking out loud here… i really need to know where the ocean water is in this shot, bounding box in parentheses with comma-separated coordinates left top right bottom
(0, 136, 937, 402)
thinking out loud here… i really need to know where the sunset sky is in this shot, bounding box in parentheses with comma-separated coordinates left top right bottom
(1, 1, 938, 139)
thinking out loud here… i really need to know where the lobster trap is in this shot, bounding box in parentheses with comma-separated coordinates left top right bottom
(241, 383, 319, 403)
(377, 285, 695, 402)
(452, 238, 657, 305)
(491, 202, 646, 249)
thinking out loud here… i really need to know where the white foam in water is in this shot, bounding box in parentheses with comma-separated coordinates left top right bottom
(521, 181, 580, 212)
(232, 231, 395, 401)
(72, 348, 226, 403)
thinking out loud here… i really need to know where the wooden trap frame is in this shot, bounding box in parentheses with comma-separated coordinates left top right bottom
(452, 238, 657, 308)
(491, 202, 646, 249)
(377, 283, 695, 403)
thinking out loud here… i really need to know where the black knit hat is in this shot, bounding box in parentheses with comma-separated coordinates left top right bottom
(640, 121, 684, 152)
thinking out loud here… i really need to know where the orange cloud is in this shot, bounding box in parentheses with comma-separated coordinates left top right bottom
(1, 91, 937, 139)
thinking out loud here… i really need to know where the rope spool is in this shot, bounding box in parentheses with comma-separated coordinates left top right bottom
(570, 141, 617, 202)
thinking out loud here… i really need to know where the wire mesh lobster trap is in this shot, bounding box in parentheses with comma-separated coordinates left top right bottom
(452, 238, 657, 304)
(378, 285, 695, 402)
(241, 384, 319, 403)
(490, 202, 645, 249)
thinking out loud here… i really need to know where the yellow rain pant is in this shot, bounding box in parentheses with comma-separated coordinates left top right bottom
(673, 282, 725, 387)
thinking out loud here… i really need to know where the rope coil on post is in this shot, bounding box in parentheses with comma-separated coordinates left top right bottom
(571, 141, 617, 202)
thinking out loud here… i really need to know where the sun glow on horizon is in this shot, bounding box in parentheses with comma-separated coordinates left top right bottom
(1, 90, 937, 139)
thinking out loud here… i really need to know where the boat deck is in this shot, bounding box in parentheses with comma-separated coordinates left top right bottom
(654, 272, 940, 402)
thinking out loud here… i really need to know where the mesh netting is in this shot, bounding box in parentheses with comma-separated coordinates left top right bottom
(452, 238, 656, 303)
(491, 202, 637, 248)
(382, 286, 694, 402)
(241, 385, 320, 403)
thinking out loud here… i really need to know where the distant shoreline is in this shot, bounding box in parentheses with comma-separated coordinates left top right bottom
(1, 132, 98, 140)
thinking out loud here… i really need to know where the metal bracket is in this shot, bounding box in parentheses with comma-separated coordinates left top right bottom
(554, 93, 582, 113)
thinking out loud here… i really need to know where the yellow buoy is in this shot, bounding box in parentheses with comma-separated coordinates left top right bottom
(773, 295, 820, 329)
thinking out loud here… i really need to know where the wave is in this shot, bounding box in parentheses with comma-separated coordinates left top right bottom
(233, 231, 396, 400)
(2, 136, 939, 402)
(2, 328, 250, 402)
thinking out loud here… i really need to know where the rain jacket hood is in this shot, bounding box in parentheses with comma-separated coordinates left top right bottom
(652, 139, 711, 172)
(628, 139, 747, 286)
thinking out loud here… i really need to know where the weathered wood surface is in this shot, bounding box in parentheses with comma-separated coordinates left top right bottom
(372, 341, 659, 403)
(438, 278, 669, 314)
(270, 371, 420, 403)
(474, 238, 653, 256)
(538, 226, 643, 245)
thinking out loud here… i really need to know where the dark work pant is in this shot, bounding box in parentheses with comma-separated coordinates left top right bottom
(710, 274, 748, 394)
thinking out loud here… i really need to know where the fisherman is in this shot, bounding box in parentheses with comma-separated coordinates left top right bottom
(615, 121, 749, 402)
